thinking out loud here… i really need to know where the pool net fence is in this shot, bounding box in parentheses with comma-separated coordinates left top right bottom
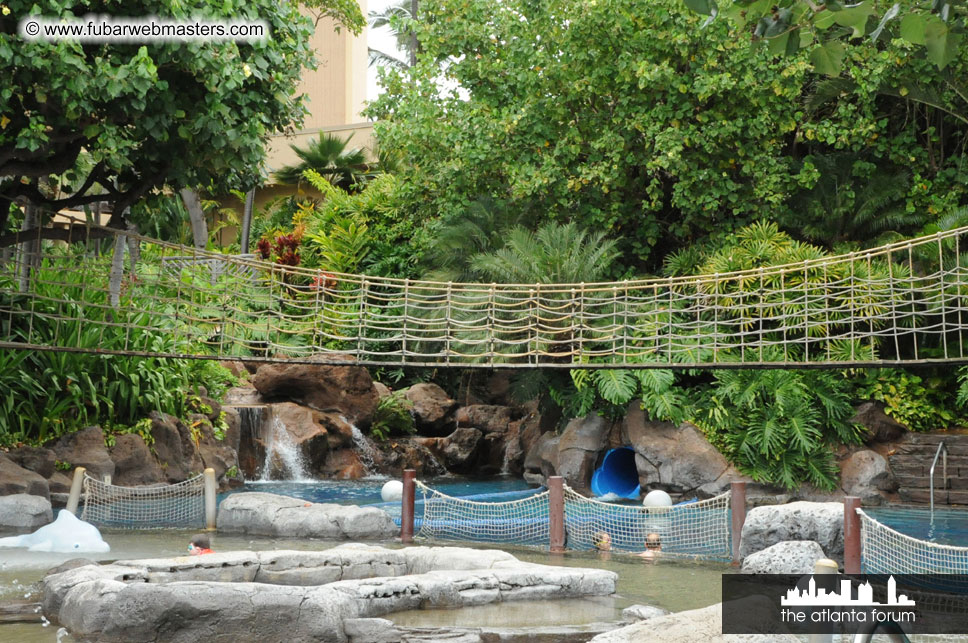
(858, 508, 968, 576)
(562, 487, 730, 557)
(414, 479, 731, 558)
(79, 470, 215, 529)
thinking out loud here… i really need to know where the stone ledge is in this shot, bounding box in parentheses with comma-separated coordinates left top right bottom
(44, 544, 618, 643)
(217, 491, 399, 539)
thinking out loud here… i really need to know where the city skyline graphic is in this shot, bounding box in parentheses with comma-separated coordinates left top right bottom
(781, 576, 915, 607)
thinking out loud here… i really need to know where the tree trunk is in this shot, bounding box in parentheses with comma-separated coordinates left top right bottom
(17, 203, 39, 293)
(180, 188, 208, 250)
(240, 188, 255, 254)
(109, 231, 126, 308)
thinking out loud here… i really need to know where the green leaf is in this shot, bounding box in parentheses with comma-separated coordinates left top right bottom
(593, 370, 638, 406)
(899, 13, 927, 44)
(683, 0, 715, 16)
(814, 10, 838, 29)
(810, 41, 846, 76)
(767, 31, 791, 56)
(833, 1, 874, 38)
(924, 17, 962, 70)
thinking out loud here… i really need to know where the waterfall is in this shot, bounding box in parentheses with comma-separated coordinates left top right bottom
(347, 419, 377, 476)
(261, 415, 312, 481)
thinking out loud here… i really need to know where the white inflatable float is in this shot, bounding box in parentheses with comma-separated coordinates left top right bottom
(0, 509, 110, 553)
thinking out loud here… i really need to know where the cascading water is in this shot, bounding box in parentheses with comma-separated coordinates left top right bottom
(346, 417, 377, 476)
(260, 415, 312, 481)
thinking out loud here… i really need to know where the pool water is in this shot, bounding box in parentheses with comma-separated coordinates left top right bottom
(0, 530, 728, 642)
(867, 505, 968, 546)
(228, 475, 538, 507)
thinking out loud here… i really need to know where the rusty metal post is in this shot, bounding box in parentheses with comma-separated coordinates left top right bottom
(844, 496, 862, 574)
(401, 469, 416, 544)
(730, 481, 747, 565)
(549, 476, 565, 553)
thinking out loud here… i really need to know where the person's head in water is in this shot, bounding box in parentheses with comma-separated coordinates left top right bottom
(645, 532, 661, 550)
(189, 533, 213, 555)
(593, 531, 612, 552)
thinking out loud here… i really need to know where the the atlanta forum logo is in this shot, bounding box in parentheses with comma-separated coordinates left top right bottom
(780, 575, 917, 626)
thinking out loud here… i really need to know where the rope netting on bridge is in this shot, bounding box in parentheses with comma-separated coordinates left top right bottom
(3, 218, 968, 368)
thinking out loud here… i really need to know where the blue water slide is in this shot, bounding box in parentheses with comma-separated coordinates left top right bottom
(590, 447, 641, 499)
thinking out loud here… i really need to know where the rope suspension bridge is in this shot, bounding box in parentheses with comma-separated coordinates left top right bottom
(3, 218, 968, 369)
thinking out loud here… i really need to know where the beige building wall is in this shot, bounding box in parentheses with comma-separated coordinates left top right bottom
(263, 3, 374, 176)
(216, 2, 373, 246)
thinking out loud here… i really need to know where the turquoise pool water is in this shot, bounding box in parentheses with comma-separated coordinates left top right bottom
(226, 475, 538, 507)
(867, 505, 968, 546)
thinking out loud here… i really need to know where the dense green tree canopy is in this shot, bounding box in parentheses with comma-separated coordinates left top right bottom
(368, 0, 968, 271)
(0, 0, 363, 232)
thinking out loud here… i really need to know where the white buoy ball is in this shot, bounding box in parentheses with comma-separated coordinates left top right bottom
(381, 480, 404, 502)
(642, 489, 673, 507)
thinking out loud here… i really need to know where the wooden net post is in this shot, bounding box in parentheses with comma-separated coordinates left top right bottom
(549, 476, 565, 553)
(401, 469, 416, 544)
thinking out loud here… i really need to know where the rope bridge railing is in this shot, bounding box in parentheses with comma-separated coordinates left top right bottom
(3, 218, 968, 368)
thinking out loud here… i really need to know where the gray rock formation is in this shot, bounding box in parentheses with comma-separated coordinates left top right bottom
(216, 492, 398, 539)
(440, 427, 483, 471)
(624, 404, 730, 497)
(0, 453, 50, 499)
(405, 383, 458, 436)
(5, 446, 56, 478)
(851, 401, 907, 443)
(739, 501, 844, 560)
(621, 604, 670, 622)
(251, 356, 379, 428)
(591, 600, 799, 643)
(522, 431, 560, 485)
(455, 405, 514, 435)
(0, 493, 52, 530)
(740, 540, 827, 574)
(109, 433, 166, 486)
(51, 426, 115, 480)
(557, 414, 610, 492)
(45, 544, 618, 643)
(840, 448, 896, 504)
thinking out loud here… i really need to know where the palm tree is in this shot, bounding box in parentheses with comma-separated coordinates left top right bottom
(780, 153, 921, 248)
(273, 133, 370, 190)
(368, 0, 416, 70)
(469, 221, 620, 284)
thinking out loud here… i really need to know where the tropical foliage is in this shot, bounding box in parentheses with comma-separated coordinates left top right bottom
(274, 133, 372, 190)
(368, 0, 968, 272)
(0, 0, 364, 234)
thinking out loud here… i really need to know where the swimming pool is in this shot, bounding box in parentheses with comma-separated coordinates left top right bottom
(867, 505, 968, 546)
(226, 475, 538, 507)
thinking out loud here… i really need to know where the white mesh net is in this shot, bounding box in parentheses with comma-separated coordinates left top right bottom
(415, 481, 551, 546)
(564, 486, 730, 558)
(413, 480, 730, 558)
(81, 473, 206, 529)
(858, 508, 968, 575)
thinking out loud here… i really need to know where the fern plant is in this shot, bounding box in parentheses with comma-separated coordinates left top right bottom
(694, 362, 861, 491)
